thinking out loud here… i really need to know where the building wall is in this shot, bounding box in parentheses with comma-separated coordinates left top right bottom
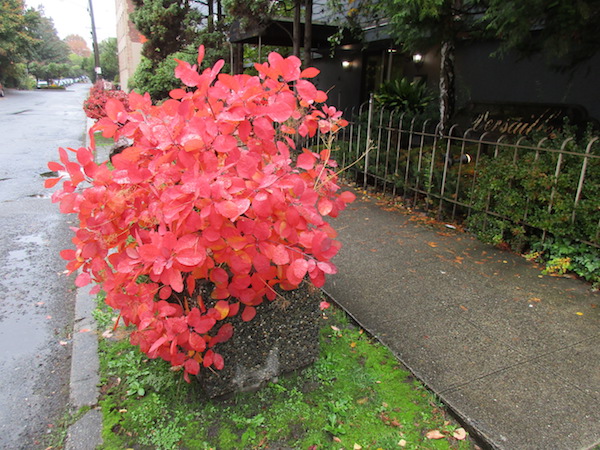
(322, 36, 600, 123)
(115, 0, 143, 91)
(312, 48, 363, 114)
(454, 41, 600, 121)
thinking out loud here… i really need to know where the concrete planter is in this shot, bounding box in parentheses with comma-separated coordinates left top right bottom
(197, 283, 322, 398)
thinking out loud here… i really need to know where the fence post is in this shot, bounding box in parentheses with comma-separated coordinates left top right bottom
(363, 93, 374, 187)
(438, 124, 459, 218)
(572, 137, 599, 225)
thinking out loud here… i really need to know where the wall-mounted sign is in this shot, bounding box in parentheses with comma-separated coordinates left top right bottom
(457, 102, 598, 137)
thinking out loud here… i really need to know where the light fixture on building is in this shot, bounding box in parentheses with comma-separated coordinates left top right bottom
(341, 60, 351, 69)
(412, 53, 423, 64)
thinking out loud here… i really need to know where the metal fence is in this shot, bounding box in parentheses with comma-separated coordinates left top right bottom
(323, 96, 600, 248)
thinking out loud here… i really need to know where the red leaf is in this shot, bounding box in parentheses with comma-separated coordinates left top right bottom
(213, 135, 237, 153)
(44, 177, 63, 188)
(174, 59, 201, 87)
(318, 198, 333, 216)
(197, 45, 205, 65)
(105, 98, 127, 122)
(60, 249, 76, 260)
(297, 152, 316, 170)
(148, 335, 168, 354)
(48, 161, 64, 171)
(295, 80, 318, 102)
(184, 358, 200, 375)
(159, 285, 172, 300)
(190, 315, 216, 334)
(266, 102, 293, 122)
(75, 272, 91, 287)
(214, 300, 230, 320)
(212, 352, 224, 370)
(228, 302, 240, 317)
(188, 333, 206, 352)
(241, 305, 256, 322)
(214, 323, 234, 344)
(272, 244, 290, 265)
(339, 190, 356, 203)
(300, 67, 320, 78)
(203, 349, 214, 367)
(287, 259, 308, 285)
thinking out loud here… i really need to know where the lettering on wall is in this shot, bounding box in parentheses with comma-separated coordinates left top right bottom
(456, 102, 597, 137)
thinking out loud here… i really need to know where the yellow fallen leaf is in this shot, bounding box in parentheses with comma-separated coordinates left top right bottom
(398, 439, 407, 447)
(353, 444, 362, 450)
(576, 312, 584, 316)
(427, 242, 438, 248)
(453, 427, 467, 440)
(350, 342, 357, 348)
(426, 430, 445, 440)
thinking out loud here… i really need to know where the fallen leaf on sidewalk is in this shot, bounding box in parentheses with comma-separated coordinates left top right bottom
(79, 328, 91, 333)
(426, 430, 445, 439)
(427, 242, 438, 248)
(529, 297, 541, 303)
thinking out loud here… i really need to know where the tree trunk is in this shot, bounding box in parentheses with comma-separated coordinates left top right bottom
(293, 0, 301, 58)
(207, 0, 214, 33)
(439, 40, 455, 136)
(216, 0, 222, 22)
(232, 43, 244, 74)
(303, 0, 313, 66)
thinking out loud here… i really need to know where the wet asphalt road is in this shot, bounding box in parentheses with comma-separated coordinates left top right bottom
(0, 84, 90, 448)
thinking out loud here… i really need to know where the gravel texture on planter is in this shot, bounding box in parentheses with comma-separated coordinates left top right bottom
(197, 282, 322, 398)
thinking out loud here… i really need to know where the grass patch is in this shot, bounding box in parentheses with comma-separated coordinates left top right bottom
(91, 132, 116, 147)
(95, 294, 474, 449)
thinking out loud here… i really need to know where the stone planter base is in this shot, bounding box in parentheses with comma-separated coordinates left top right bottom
(197, 283, 322, 398)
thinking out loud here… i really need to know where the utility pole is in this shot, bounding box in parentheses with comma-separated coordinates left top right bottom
(88, 0, 101, 81)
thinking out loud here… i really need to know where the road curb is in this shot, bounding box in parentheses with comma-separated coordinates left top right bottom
(65, 117, 103, 449)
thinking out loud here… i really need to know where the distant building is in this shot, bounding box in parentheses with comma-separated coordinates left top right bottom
(115, 0, 143, 91)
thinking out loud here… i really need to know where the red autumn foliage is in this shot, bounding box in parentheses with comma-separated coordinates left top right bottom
(48, 46, 354, 382)
(83, 80, 130, 120)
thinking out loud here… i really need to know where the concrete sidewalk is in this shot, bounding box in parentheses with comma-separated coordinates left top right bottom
(324, 192, 600, 449)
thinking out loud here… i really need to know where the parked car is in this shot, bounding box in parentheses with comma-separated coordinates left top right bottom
(36, 80, 48, 89)
(0, 82, 4, 97)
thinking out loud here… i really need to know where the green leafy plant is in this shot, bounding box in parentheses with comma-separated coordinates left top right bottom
(374, 77, 435, 113)
(47, 46, 354, 382)
(96, 304, 473, 449)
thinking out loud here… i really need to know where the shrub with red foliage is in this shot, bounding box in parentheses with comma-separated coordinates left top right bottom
(83, 80, 130, 120)
(47, 46, 354, 382)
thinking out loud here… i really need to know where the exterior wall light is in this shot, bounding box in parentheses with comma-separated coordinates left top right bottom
(341, 60, 351, 69)
(412, 53, 423, 64)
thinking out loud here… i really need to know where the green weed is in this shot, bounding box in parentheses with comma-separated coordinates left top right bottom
(95, 302, 474, 449)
